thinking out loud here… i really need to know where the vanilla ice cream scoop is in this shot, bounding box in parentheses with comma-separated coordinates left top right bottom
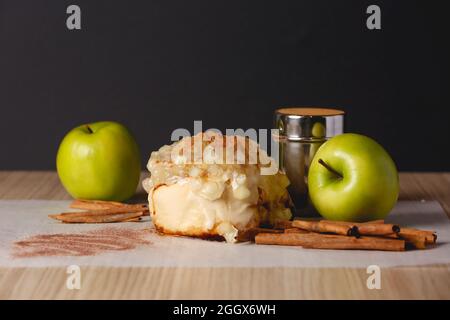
(143, 133, 292, 243)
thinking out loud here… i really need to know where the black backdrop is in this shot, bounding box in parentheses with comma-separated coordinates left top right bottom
(0, 0, 449, 170)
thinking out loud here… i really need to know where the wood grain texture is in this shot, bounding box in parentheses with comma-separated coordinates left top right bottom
(0, 171, 450, 300)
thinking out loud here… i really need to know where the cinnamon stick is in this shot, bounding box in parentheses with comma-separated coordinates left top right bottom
(52, 211, 145, 223)
(50, 205, 148, 219)
(70, 199, 149, 216)
(284, 228, 310, 234)
(399, 228, 436, 245)
(255, 232, 405, 251)
(70, 199, 126, 210)
(123, 217, 142, 222)
(322, 220, 399, 236)
(363, 220, 385, 224)
(237, 227, 283, 242)
(292, 220, 358, 236)
(272, 220, 293, 229)
(357, 223, 400, 236)
(398, 233, 427, 249)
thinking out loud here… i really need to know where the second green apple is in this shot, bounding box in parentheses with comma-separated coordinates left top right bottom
(56, 121, 141, 201)
(308, 133, 399, 222)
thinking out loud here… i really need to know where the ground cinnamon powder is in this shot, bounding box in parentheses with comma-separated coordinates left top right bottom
(12, 227, 153, 258)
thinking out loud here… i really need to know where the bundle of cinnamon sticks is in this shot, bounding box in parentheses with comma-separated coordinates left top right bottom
(253, 219, 437, 251)
(48, 199, 149, 223)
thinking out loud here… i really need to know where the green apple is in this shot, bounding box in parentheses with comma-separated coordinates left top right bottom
(56, 121, 141, 201)
(311, 122, 326, 138)
(308, 133, 399, 222)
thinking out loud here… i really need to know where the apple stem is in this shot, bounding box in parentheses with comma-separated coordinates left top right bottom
(318, 158, 343, 179)
(86, 125, 93, 134)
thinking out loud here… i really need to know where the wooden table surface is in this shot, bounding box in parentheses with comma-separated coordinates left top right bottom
(0, 171, 449, 299)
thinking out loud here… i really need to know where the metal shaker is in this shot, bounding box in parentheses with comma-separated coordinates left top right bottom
(274, 108, 345, 216)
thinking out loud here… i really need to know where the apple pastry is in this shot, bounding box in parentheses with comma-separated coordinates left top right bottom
(142, 132, 292, 243)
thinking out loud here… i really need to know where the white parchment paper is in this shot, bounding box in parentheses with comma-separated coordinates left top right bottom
(0, 200, 449, 268)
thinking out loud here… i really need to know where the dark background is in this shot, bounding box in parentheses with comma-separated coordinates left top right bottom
(0, 0, 449, 171)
